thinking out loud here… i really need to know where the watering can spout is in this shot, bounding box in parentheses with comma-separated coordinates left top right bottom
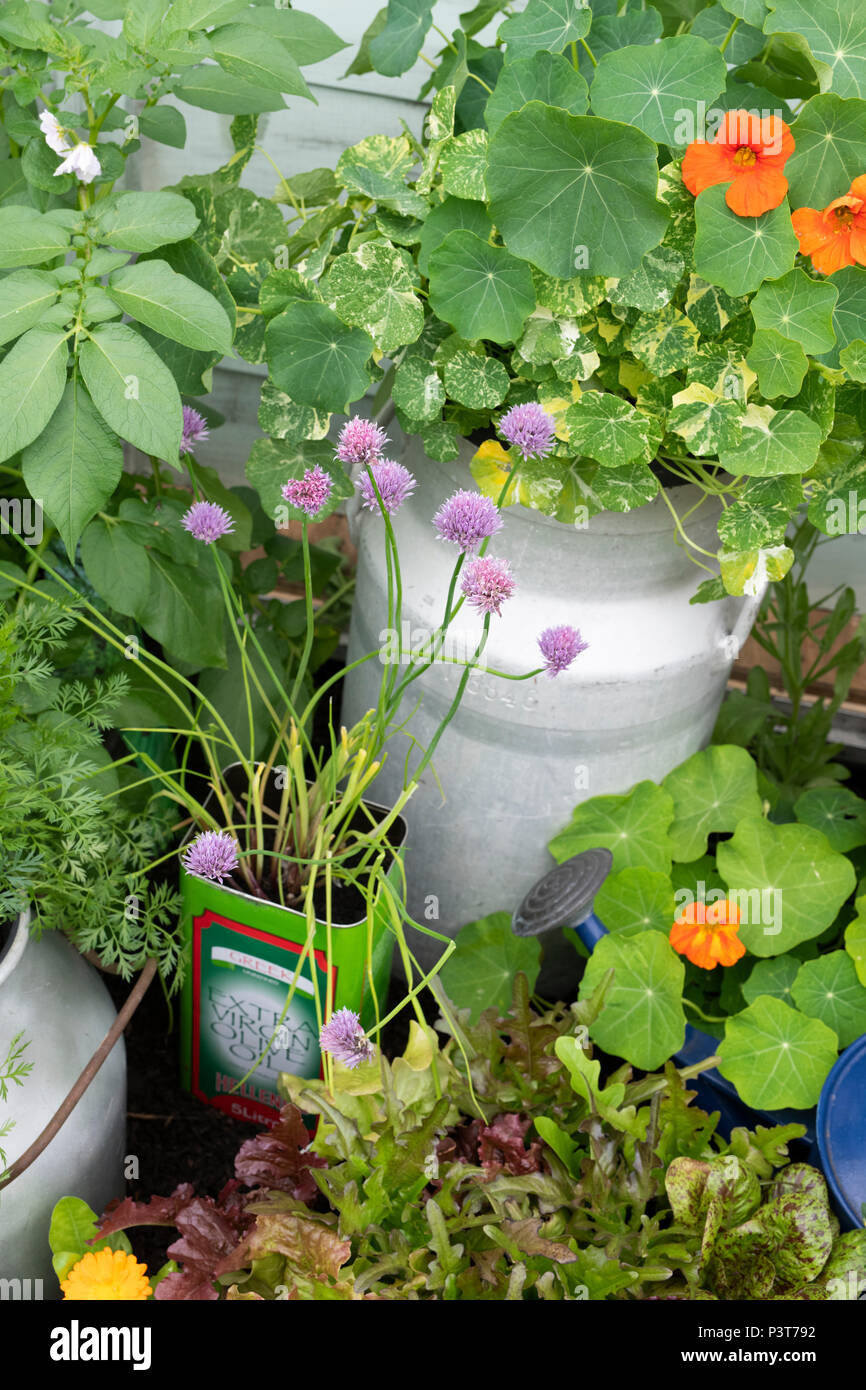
(511, 849, 613, 945)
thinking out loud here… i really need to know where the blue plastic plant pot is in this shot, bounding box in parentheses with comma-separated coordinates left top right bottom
(817, 1035, 866, 1232)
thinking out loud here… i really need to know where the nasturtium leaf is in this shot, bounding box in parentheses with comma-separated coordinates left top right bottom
(840, 339, 866, 381)
(764, 0, 866, 100)
(590, 36, 726, 148)
(531, 266, 607, 317)
(0, 328, 68, 463)
(684, 276, 747, 336)
(549, 780, 674, 874)
(742, 955, 801, 1006)
(794, 785, 866, 853)
(657, 161, 697, 269)
(368, 0, 434, 77)
(392, 356, 445, 422)
(609, 246, 685, 313)
(0, 269, 58, 346)
(717, 405, 823, 476)
(578, 930, 686, 1072)
(440, 911, 541, 1023)
(266, 301, 374, 412)
(592, 461, 659, 511)
(208, 23, 313, 97)
(750, 268, 838, 354)
(718, 475, 803, 550)
(691, 3, 767, 63)
(257, 380, 329, 444)
(22, 378, 122, 558)
(442, 349, 509, 408)
(694, 186, 798, 296)
(484, 51, 588, 134)
(92, 191, 199, 254)
(822, 266, 866, 368)
(323, 242, 423, 353)
(808, 455, 866, 535)
(518, 313, 599, 377)
(79, 323, 182, 465)
(786, 95, 866, 208)
(627, 303, 701, 376)
(792, 951, 866, 1048)
(719, 544, 794, 596)
(662, 745, 763, 863)
(417, 197, 492, 278)
(846, 907, 866, 986)
(106, 259, 233, 354)
(421, 417, 461, 462)
(335, 135, 426, 218)
(593, 867, 676, 937)
(716, 816, 857, 956)
(719, 0, 768, 24)
(667, 384, 744, 456)
(246, 438, 350, 522)
(718, 995, 839, 1111)
(563, 391, 652, 466)
(0, 207, 70, 267)
(427, 231, 535, 344)
(438, 130, 488, 201)
(486, 105, 669, 279)
(747, 328, 809, 399)
(497, 0, 591, 59)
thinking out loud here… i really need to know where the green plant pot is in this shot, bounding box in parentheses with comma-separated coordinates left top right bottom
(178, 791, 406, 1128)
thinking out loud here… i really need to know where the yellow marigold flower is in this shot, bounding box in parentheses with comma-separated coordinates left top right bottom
(61, 1247, 151, 1301)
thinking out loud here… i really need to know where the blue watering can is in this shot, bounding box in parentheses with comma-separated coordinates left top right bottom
(512, 850, 866, 1231)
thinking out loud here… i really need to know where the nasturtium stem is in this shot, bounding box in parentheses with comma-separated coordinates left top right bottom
(719, 16, 741, 54)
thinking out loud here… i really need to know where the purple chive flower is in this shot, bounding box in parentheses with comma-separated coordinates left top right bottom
(358, 459, 416, 514)
(281, 465, 333, 518)
(460, 555, 515, 617)
(180, 405, 210, 456)
(181, 499, 235, 544)
(182, 830, 239, 883)
(498, 402, 556, 461)
(319, 1008, 376, 1069)
(538, 625, 589, 678)
(433, 489, 503, 554)
(335, 416, 389, 466)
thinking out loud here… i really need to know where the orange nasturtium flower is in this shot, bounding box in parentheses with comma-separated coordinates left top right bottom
(669, 899, 746, 970)
(682, 110, 795, 217)
(61, 1247, 151, 1300)
(791, 176, 866, 276)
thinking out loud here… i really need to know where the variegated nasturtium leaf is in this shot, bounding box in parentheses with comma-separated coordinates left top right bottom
(593, 867, 676, 937)
(421, 417, 460, 462)
(718, 475, 803, 550)
(719, 544, 794, 596)
(322, 242, 423, 354)
(840, 338, 866, 381)
(266, 301, 374, 412)
(792, 951, 866, 1048)
(694, 186, 798, 296)
(686, 347, 753, 402)
(742, 955, 801, 1007)
(486, 105, 669, 279)
(717, 405, 823, 476)
(667, 384, 744, 456)
(808, 455, 866, 534)
(367, 0, 435, 77)
(392, 355, 445, 422)
(530, 266, 606, 317)
(497, 0, 591, 60)
(822, 265, 866, 367)
(608, 246, 684, 313)
(750, 268, 838, 355)
(786, 94, 866, 208)
(427, 231, 535, 344)
(784, 367, 836, 439)
(763, 0, 866, 100)
(563, 391, 653, 466)
(518, 312, 599, 377)
(578, 930, 686, 1072)
(627, 304, 701, 376)
(442, 349, 510, 408)
(589, 35, 726, 148)
(246, 438, 351, 521)
(718, 996, 839, 1110)
(549, 779, 674, 874)
(417, 198, 492, 278)
(794, 786, 866, 853)
(716, 816, 857, 956)
(661, 745, 763, 863)
(746, 328, 809, 399)
(438, 130, 488, 201)
(683, 276, 746, 336)
(657, 162, 696, 269)
(257, 379, 330, 443)
(485, 50, 588, 134)
(335, 134, 426, 217)
(591, 461, 659, 511)
(417, 84, 455, 192)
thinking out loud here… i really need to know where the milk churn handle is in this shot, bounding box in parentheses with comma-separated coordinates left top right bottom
(717, 576, 769, 663)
